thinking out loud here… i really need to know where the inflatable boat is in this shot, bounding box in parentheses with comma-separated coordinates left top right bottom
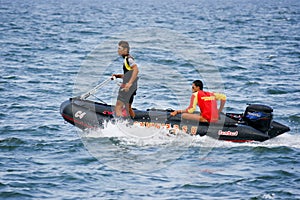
(60, 98, 290, 142)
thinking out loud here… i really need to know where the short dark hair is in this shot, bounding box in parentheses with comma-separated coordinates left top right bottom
(118, 41, 130, 52)
(193, 80, 203, 90)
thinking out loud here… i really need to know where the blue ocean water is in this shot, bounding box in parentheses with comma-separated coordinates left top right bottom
(1, 0, 300, 199)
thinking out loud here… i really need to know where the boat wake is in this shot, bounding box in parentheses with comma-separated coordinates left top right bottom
(79, 120, 300, 149)
(79, 120, 195, 146)
(75, 121, 299, 173)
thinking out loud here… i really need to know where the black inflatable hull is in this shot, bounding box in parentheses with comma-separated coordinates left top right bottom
(60, 98, 290, 142)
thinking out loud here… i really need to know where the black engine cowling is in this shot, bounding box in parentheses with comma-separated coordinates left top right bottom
(244, 104, 273, 133)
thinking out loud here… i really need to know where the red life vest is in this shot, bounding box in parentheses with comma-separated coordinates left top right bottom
(197, 90, 219, 122)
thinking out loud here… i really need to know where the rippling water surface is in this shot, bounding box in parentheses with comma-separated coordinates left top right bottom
(1, 0, 300, 199)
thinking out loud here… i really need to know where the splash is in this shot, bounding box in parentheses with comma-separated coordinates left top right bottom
(80, 120, 195, 146)
(80, 120, 299, 149)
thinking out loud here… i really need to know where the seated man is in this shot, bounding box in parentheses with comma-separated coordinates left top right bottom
(170, 80, 226, 122)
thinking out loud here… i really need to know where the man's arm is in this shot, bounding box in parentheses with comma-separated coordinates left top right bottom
(170, 93, 198, 116)
(123, 64, 139, 91)
(214, 93, 226, 113)
(112, 74, 124, 79)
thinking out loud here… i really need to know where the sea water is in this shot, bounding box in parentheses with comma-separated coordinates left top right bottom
(1, 0, 300, 199)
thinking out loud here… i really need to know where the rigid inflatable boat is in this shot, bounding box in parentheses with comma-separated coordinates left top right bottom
(60, 98, 290, 142)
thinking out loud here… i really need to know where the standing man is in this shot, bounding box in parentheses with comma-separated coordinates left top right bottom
(113, 41, 139, 118)
(170, 80, 226, 123)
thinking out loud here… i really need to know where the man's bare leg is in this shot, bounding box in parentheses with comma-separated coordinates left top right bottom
(115, 100, 124, 117)
(128, 104, 135, 118)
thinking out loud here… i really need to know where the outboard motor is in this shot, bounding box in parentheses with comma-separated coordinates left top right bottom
(244, 104, 273, 133)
